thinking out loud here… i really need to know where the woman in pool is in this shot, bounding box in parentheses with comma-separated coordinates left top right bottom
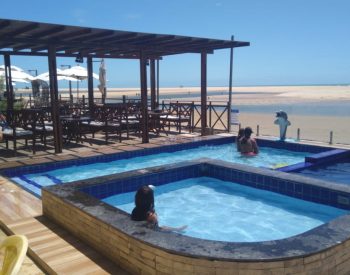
(240, 127, 259, 156)
(236, 128, 245, 152)
(131, 185, 187, 232)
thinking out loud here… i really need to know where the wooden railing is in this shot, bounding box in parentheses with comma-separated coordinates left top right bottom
(162, 100, 231, 132)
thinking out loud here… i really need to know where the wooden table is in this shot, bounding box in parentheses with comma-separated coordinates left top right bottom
(148, 111, 169, 136)
(60, 116, 92, 143)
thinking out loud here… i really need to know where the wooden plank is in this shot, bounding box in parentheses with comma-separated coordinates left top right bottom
(5, 217, 129, 275)
(0, 176, 42, 223)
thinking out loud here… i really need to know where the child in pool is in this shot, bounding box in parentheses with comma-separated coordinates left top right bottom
(236, 128, 245, 152)
(240, 127, 259, 156)
(131, 185, 187, 232)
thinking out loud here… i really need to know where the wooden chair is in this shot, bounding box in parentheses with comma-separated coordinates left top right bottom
(161, 102, 193, 133)
(2, 110, 36, 154)
(120, 102, 141, 139)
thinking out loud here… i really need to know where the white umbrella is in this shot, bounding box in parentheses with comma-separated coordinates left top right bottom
(0, 70, 34, 82)
(98, 59, 107, 103)
(35, 68, 78, 82)
(58, 65, 99, 99)
(58, 65, 99, 80)
(0, 65, 25, 72)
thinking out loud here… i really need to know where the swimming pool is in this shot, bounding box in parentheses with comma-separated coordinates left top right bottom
(103, 176, 346, 242)
(9, 140, 311, 196)
(42, 159, 350, 274)
(297, 160, 350, 185)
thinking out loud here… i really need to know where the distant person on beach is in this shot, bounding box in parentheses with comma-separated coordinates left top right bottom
(131, 185, 187, 233)
(236, 128, 245, 152)
(240, 127, 259, 156)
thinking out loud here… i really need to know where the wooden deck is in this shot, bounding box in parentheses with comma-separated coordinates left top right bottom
(2, 216, 129, 275)
(0, 175, 42, 223)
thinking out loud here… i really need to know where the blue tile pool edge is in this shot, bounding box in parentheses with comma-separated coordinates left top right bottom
(1, 136, 336, 178)
(42, 158, 350, 261)
(277, 149, 350, 173)
(1, 136, 232, 177)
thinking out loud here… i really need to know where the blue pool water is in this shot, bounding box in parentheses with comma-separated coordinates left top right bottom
(11, 143, 309, 196)
(297, 161, 350, 185)
(103, 177, 347, 242)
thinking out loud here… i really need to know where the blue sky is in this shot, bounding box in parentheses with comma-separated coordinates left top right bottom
(1, 0, 350, 88)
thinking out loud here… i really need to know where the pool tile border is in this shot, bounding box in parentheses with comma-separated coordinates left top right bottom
(2, 135, 338, 179)
(43, 158, 350, 262)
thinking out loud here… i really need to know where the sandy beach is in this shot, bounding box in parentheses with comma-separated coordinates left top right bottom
(102, 85, 350, 145)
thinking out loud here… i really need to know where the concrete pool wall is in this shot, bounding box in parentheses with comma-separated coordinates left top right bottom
(42, 160, 350, 274)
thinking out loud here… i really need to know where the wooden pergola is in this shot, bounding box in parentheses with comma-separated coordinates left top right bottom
(0, 18, 250, 153)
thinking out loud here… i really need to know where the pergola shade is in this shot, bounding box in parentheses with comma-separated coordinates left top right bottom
(1, 18, 250, 153)
(0, 18, 250, 59)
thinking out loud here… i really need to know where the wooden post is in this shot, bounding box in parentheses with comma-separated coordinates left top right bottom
(48, 45, 62, 153)
(4, 54, 14, 120)
(228, 35, 234, 132)
(209, 101, 212, 128)
(156, 59, 160, 107)
(140, 51, 149, 143)
(150, 59, 156, 110)
(87, 56, 94, 114)
(201, 52, 207, 136)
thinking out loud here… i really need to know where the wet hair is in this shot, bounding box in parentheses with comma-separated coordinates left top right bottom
(237, 128, 245, 139)
(131, 185, 155, 221)
(135, 185, 154, 210)
(241, 127, 253, 144)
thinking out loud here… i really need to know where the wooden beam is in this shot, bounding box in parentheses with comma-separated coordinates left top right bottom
(68, 30, 115, 42)
(150, 59, 156, 110)
(97, 33, 138, 43)
(4, 54, 14, 118)
(0, 50, 141, 60)
(156, 59, 159, 107)
(0, 20, 11, 29)
(49, 28, 92, 41)
(4, 23, 39, 36)
(228, 35, 234, 132)
(140, 51, 149, 143)
(31, 26, 66, 38)
(200, 52, 207, 136)
(87, 57, 94, 113)
(48, 45, 63, 153)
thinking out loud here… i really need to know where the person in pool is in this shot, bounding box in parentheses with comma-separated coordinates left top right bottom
(240, 127, 259, 156)
(236, 128, 245, 152)
(131, 185, 187, 232)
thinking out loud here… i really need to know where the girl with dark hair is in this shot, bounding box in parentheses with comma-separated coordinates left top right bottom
(236, 128, 245, 152)
(131, 185, 187, 232)
(240, 127, 259, 156)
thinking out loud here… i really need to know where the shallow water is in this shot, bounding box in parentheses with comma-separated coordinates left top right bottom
(297, 161, 350, 185)
(11, 143, 309, 196)
(104, 177, 347, 242)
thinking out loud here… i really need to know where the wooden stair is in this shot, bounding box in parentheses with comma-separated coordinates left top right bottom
(1, 216, 129, 275)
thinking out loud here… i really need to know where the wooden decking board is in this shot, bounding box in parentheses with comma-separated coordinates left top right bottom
(0, 176, 42, 223)
(4, 216, 129, 274)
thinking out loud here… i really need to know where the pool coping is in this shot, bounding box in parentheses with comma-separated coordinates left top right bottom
(42, 158, 350, 262)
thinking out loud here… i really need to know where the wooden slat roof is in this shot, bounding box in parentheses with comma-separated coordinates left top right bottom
(0, 18, 249, 59)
